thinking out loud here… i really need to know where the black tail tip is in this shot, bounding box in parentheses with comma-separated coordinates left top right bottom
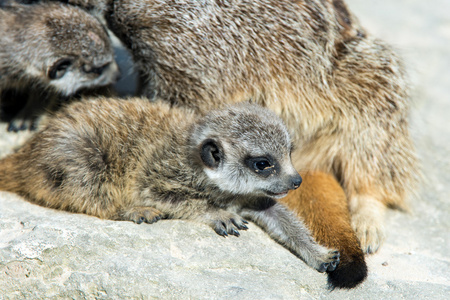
(326, 258, 368, 290)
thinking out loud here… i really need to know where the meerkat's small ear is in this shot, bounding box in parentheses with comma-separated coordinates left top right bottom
(200, 139, 223, 168)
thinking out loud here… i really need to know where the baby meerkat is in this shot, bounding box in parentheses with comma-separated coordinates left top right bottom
(102, 0, 418, 255)
(0, 98, 340, 274)
(0, 1, 119, 131)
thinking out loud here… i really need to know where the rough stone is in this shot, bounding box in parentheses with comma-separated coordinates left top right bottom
(1, 0, 449, 298)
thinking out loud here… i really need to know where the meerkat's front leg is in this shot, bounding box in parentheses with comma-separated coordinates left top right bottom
(138, 198, 249, 236)
(117, 206, 164, 224)
(240, 202, 340, 272)
(200, 209, 249, 237)
(349, 194, 386, 254)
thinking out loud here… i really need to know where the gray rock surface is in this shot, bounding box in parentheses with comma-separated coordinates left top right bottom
(1, 0, 449, 298)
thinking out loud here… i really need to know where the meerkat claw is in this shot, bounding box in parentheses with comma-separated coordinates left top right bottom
(318, 263, 330, 273)
(230, 228, 240, 237)
(328, 261, 338, 272)
(327, 251, 341, 272)
(231, 218, 248, 230)
(214, 226, 228, 237)
(332, 250, 340, 259)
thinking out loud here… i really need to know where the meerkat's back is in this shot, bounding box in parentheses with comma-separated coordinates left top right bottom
(107, 0, 339, 110)
(0, 98, 194, 217)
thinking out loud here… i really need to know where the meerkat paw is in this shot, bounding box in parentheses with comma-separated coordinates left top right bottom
(6, 94, 48, 132)
(7, 117, 38, 132)
(315, 250, 341, 273)
(205, 211, 248, 237)
(349, 195, 386, 254)
(120, 206, 163, 224)
(351, 213, 385, 254)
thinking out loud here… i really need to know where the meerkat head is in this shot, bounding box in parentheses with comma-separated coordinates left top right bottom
(190, 103, 302, 199)
(16, 2, 119, 95)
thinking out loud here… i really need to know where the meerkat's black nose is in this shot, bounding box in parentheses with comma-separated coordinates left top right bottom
(290, 174, 302, 190)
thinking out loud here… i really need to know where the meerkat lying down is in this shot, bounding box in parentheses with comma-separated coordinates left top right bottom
(0, 1, 119, 131)
(0, 98, 340, 274)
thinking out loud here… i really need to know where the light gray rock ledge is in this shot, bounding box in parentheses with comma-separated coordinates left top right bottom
(1, 0, 450, 298)
(0, 186, 449, 299)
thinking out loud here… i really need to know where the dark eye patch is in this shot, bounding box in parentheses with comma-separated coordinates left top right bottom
(245, 156, 277, 177)
(48, 58, 72, 79)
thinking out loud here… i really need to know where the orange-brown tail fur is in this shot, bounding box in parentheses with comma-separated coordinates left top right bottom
(279, 171, 367, 289)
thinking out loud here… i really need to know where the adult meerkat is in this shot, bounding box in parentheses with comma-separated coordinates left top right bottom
(102, 0, 418, 255)
(0, 1, 119, 131)
(0, 98, 340, 275)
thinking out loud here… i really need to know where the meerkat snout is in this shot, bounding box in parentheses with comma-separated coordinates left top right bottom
(242, 155, 302, 198)
(290, 173, 303, 189)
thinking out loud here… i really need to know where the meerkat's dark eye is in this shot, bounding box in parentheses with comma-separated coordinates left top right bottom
(48, 58, 72, 79)
(245, 156, 275, 176)
(254, 159, 271, 171)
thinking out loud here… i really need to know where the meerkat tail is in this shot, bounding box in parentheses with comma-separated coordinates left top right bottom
(279, 171, 368, 289)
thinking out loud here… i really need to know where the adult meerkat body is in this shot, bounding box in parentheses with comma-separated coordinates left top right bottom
(0, 1, 119, 131)
(105, 0, 418, 253)
(0, 98, 340, 274)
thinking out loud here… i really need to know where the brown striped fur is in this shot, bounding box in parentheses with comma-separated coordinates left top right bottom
(0, 1, 119, 131)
